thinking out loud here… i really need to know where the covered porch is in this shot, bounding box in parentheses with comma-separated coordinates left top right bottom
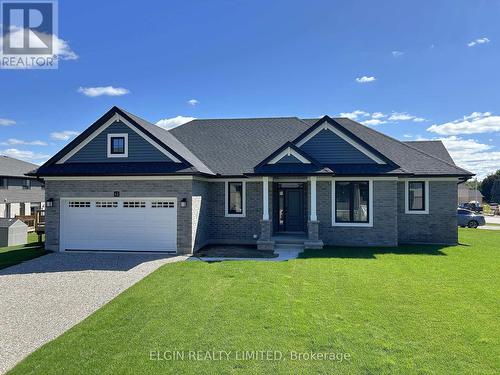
(257, 176, 323, 250)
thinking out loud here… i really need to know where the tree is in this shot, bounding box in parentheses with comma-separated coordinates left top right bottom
(480, 170, 500, 203)
(490, 180, 500, 204)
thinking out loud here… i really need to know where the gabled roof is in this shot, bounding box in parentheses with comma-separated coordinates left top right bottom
(0, 155, 39, 178)
(301, 118, 471, 176)
(33, 107, 214, 177)
(32, 108, 474, 178)
(255, 142, 321, 167)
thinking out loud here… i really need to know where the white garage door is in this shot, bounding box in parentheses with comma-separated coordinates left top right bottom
(60, 198, 177, 252)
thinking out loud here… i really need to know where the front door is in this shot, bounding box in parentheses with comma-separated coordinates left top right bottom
(285, 189, 304, 231)
(277, 183, 305, 232)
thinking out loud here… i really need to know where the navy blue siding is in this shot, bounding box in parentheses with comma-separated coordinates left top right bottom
(67, 122, 173, 163)
(276, 154, 303, 164)
(299, 129, 376, 164)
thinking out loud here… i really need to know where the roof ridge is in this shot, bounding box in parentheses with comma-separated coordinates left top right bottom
(190, 116, 302, 121)
(340, 118, 472, 175)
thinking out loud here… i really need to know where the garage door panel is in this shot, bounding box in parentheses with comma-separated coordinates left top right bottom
(60, 198, 177, 252)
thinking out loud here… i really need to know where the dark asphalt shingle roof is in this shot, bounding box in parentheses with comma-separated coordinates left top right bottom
(170, 117, 311, 175)
(403, 140, 455, 165)
(0, 155, 39, 178)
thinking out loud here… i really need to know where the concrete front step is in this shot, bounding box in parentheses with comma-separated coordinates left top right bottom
(274, 243, 304, 251)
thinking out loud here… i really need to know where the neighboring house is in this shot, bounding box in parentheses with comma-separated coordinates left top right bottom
(457, 184, 483, 204)
(30, 107, 473, 254)
(0, 156, 45, 219)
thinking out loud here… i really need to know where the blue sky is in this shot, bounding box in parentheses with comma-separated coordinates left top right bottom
(1, 0, 499, 178)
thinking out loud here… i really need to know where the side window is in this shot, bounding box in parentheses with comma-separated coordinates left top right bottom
(225, 181, 245, 217)
(405, 181, 429, 214)
(0, 177, 7, 189)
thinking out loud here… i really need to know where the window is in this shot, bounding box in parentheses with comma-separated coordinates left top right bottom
(96, 201, 118, 208)
(152, 201, 175, 208)
(405, 180, 429, 214)
(69, 201, 91, 208)
(225, 181, 246, 217)
(123, 201, 146, 208)
(107, 133, 128, 158)
(334, 181, 370, 224)
(23, 179, 31, 190)
(0, 177, 6, 189)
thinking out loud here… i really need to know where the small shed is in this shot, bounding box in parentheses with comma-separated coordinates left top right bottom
(0, 218, 28, 247)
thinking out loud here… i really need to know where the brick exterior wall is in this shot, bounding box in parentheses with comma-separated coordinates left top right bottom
(44, 178, 459, 253)
(207, 182, 263, 244)
(397, 180, 458, 244)
(317, 180, 399, 247)
(44, 179, 193, 254)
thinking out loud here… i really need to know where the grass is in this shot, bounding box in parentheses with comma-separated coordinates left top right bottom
(9, 229, 500, 374)
(0, 232, 45, 270)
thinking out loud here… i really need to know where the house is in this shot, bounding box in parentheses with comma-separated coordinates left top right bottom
(458, 184, 483, 204)
(0, 156, 45, 219)
(30, 107, 473, 254)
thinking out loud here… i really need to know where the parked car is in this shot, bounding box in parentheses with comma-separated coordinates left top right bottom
(457, 209, 486, 228)
(459, 202, 483, 213)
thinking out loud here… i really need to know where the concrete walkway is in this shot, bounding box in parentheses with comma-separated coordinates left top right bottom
(0, 252, 186, 374)
(191, 247, 302, 262)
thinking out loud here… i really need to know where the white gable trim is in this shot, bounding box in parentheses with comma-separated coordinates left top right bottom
(56, 113, 181, 164)
(268, 147, 312, 164)
(295, 121, 386, 165)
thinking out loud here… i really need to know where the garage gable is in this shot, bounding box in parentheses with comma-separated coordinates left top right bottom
(65, 121, 174, 163)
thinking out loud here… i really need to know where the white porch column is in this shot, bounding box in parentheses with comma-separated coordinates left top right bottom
(310, 176, 317, 221)
(263, 176, 269, 220)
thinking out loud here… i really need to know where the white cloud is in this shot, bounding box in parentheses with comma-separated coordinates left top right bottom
(339, 110, 370, 119)
(371, 112, 386, 119)
(355, 76, 376, 83)
(0, 26, 78, 62)
(156, 116, 196, 130)
(50, 130, 80, 141)
(0, 148, 49, 163)
(362, 119, 387, 126)
(388, 112, 426, 122)
(427, 112, 500, 135)
(188, 99, 199, 106)
(78, 86, 130, 97)
(467, 37, 490, 47)
(0, 118, 16, 126)
(0, 138, 47, 146)
(403, 134, 413, 138)
(436, 136, 498, 179)
(392, 51, 404, 57)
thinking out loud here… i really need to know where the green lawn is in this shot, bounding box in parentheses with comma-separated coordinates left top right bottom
(9, 229, 499, 374)
(0, 233, 45, 270)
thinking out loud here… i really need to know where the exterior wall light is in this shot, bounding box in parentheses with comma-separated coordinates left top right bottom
(46, 198, 54, 207)
(180, 198, 187, 208)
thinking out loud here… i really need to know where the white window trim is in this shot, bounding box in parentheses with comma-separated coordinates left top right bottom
(296, 121, 386, 165)
(405, 180, 429, 214)
(331, 179, 373, 227)
(225, 181, 246, 217)
(268, 147, 311, 164)
(107, 133, 129, 158)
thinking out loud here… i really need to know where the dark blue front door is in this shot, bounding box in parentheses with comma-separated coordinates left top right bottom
(285, 189, 304, 231)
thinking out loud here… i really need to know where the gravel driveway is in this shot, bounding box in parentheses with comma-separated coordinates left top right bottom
(0, 252, 186, 374)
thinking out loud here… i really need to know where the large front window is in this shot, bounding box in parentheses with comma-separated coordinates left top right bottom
(335, 181, 369, 223)
(226, 181, 245, 216)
